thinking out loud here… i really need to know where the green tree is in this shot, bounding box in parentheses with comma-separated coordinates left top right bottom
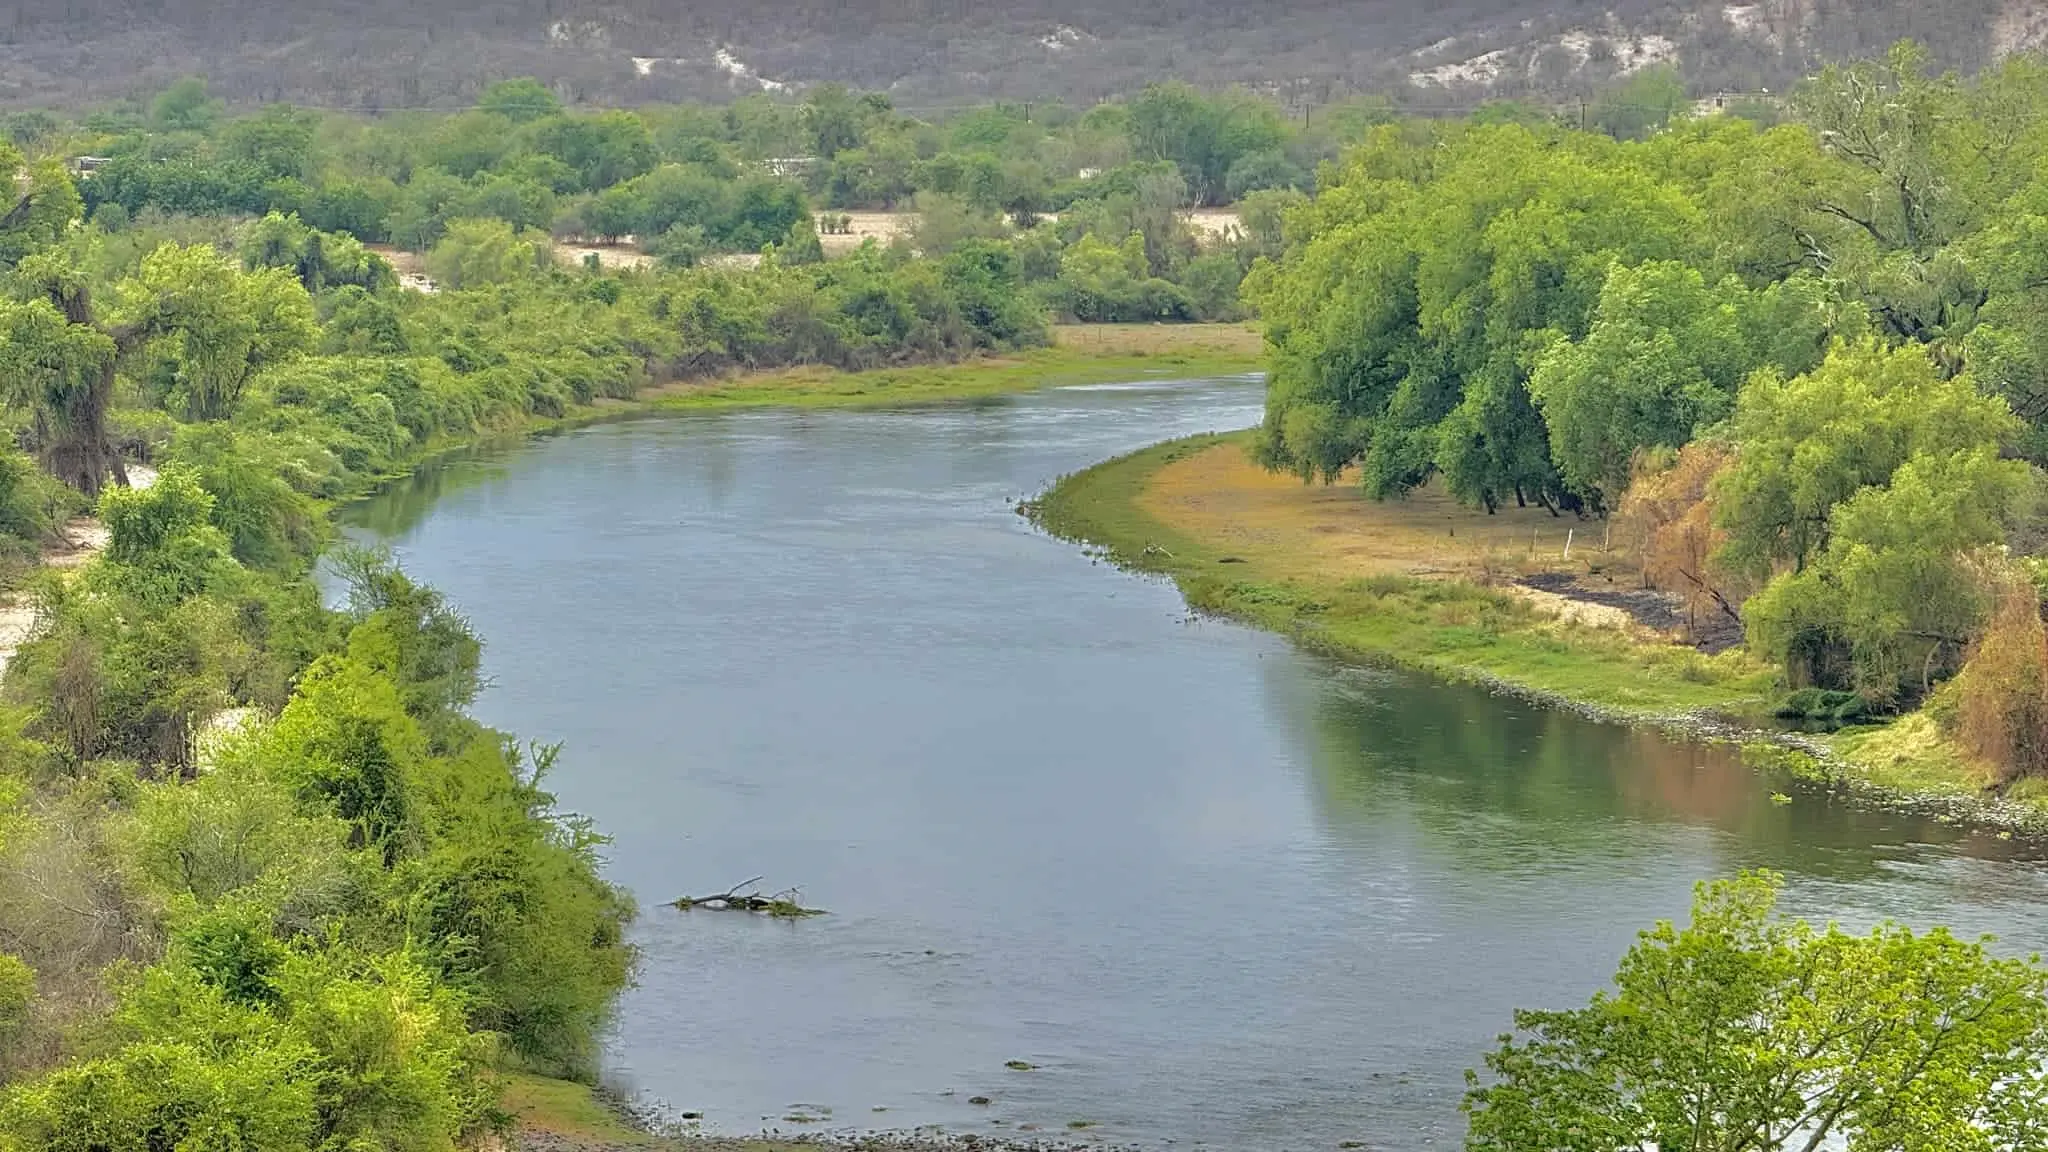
(531, 112, 657, 192)
(1589, 64, 1689, 141)
(1466, 871, 2048, 1152)
(219, 105, 319, 181)
(112, 243, 317, 422)
(1128, 83, 1287, 205)
(149, 76, 220, 132)
(1744, 447, 2026, 697)
(0, 141, 82, 269)
(423, 218, 545, 290)
(1252, 125, 1702, 511)
(1713, 340, 2016, 579)
(1529, 266, 1847, 505)
(477, 77, 561, 122)
(0, 283, 122, 494)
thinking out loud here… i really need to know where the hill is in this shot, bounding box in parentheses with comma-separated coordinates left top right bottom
(1, 0, 2042, 109)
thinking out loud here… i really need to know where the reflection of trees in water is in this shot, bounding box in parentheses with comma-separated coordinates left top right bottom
(1261, 654, 2038, 886)
(343, 411, 756, 540)
(341, 446, 512, 539)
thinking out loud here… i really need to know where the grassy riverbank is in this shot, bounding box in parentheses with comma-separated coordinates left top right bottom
(1027, 433, 2017, 820)
(641, 324, 1265, 413)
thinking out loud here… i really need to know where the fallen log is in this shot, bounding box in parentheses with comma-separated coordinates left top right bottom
(672, 878, 826, 918)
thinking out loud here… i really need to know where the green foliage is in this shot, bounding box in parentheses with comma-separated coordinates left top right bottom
(1128, 82, 1288, 205)
(1528, 265, 1848, 505)
(122, 756, 353, 913)
(1465, 871, 2048, 1152)
(477, 77, 561, 123)
(1253, 124, 1703, 508)
(0, 947, 490, 1152)
(1713, 340, 2017, 579)
(1588, 65, 1690, 141)
(112, 242, 318, 422)
(423, 218, 546, 290)
(1048, 231, 1196, 322)
(96, 468, 238, 603)
(266, 656, 426, 857)
(150, 77, 221, 133)
(241, 212, 395, 294)
(0, 953, 30, 1046)
(1744, 447, 2026, 699)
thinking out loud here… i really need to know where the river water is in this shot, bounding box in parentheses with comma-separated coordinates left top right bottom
(346, 376, 2048, 1151)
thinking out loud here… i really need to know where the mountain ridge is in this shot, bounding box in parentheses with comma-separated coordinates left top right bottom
(0, 0, 2040, 109)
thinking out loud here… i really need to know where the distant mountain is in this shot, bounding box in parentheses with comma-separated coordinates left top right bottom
(0, 0, 2041, 110)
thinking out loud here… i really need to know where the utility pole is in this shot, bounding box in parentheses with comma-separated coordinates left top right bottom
(1578, 99, 1588, 131)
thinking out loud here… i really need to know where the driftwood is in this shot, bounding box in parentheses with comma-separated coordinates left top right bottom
(671, 878, 826, 918)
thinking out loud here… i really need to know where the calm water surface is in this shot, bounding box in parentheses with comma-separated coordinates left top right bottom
(347, 377, 2048, 1151)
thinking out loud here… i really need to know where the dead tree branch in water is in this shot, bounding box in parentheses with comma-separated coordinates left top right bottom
(672, 878, 825, 918)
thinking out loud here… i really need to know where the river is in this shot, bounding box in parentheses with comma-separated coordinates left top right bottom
(345, 375, 2048, 1151)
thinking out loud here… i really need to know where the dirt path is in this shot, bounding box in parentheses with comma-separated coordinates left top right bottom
(0, 465, 157, 679)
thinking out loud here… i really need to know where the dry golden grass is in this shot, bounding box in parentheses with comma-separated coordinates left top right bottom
(1183, 207, 1244, 242)
(1137, 440, 1616, 585)
(553, 242, 657, 271)
(1050, 322, 1264, 358)
(818, 210, 917, 254)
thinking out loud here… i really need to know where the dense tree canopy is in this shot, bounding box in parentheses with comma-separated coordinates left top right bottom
(1252, 44, 2048, 718)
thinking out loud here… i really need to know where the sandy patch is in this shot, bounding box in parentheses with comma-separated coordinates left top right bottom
(1183, 208, 1243, 243)
(819, 211, 917, 255)
(0, 463, 158, 674)
(367, 245, 438, 294)
(1508, 585, 1637, 631)
(554, 243, 657, 272)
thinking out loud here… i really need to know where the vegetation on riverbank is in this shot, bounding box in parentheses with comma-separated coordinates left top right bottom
(1030, 433, 1775, 718)
(1029, 432, 2045, 819)
(1229, 44, 2048, 814)
(644, 323, 1262, 414)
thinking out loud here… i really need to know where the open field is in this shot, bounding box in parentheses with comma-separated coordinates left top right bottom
(1141, 441, 1616, 585)
(555, 243, 659, 272)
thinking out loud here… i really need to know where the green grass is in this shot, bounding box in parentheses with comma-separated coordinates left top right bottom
(500, 1074, 818, 1150)
(500, 1073, 660, 1145)
(1028, 434, 1776, 721)
(1827, 714, 1987, 801)
(646, 340, 1265, 414)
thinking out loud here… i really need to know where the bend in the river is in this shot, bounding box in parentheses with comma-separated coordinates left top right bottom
(344, 375, 2048, 1151)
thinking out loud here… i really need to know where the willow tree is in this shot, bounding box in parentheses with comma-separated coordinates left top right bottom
(1, 255, 127, 495)
(2, 245, 314, 495)
(1250, 124, 1706, 513)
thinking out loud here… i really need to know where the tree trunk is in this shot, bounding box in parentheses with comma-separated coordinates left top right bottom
(39, 363, 119, 498)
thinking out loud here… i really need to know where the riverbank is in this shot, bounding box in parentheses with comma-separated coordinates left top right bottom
(639, 324, 1265, 413)
(1025, 432, 2030, 826)
(501, 1075, 1138, 1152)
